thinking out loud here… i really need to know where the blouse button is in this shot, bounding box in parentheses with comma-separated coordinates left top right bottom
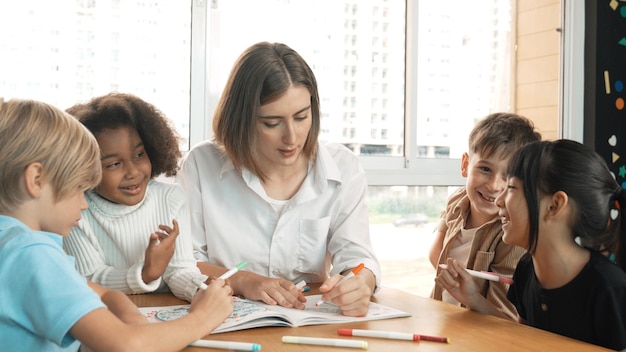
(272, 269, 279, 275)
(541, 303, 548, 312)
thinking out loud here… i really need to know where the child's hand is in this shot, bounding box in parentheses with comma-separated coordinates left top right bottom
(435, 258, 508, 318)
(141, 219, 179, 284)
(435, 258, 481, 307)
(189, 278, 234, 332)
(205, 275, 232, 290)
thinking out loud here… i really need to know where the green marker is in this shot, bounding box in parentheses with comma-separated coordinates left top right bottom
(219, 261, 247, 279)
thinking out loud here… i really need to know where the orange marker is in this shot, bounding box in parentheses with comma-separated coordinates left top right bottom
(316, 263, 365, 306)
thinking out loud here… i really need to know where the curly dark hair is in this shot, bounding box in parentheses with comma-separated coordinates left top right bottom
(66, 92, 181, 177)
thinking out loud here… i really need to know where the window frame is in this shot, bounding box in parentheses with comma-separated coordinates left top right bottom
(188, 0, 583, 187)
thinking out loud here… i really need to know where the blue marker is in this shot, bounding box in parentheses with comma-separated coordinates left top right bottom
(190, 339, 261, 351)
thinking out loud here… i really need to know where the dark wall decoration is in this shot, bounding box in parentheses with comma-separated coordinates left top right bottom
(585, 0, 626, 189)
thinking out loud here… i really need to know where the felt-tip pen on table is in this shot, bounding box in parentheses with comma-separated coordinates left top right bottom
(219, 261, 248, 280)
(282, 336, 367, 349)
(316, 263, 365, 306)
(190, 339, 261, 351)
(438, 264, 514, 285)
(338, 328, 449, 343)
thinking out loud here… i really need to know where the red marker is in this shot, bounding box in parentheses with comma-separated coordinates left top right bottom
(316, 263, 365, 306)
(338, 329, 449, 343)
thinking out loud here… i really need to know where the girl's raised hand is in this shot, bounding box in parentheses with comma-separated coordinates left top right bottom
(142, 219, 179, 284)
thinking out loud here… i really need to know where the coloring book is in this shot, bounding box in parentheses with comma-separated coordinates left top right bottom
(139, 294, 410, 334)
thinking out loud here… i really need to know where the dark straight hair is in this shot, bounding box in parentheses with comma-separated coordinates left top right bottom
(508, 139, 625, 270)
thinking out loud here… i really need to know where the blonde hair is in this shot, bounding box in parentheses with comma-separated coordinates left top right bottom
(0, 99, 102, 212)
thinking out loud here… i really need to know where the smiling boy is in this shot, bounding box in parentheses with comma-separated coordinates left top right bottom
(429, 113, 541, 320)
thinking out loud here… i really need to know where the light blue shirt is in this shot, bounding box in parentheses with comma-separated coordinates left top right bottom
(178, 141, 381, 288)
(0, 216, 105, 351)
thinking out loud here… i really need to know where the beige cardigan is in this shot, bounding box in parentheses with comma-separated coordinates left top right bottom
(431, 187, 526, 320)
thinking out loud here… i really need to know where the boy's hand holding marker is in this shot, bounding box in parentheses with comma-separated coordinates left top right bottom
(192, 278, 209, 291)
(193, 261, 247, 294)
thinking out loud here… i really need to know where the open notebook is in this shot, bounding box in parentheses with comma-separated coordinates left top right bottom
(139, 294, 410, 334)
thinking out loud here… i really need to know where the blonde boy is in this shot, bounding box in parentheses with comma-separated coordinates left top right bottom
(429, 112, 541, 320)
(0, 99, 233, 351)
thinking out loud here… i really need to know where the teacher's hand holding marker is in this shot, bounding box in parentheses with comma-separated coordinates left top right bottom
(317, 263, 375, 317)
(203, 261, 309, 311)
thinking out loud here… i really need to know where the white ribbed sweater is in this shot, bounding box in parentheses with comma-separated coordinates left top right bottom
(63, 180, 206, 302)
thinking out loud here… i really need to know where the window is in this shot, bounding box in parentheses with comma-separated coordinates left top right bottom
(195, 1, 510, 174)
(197, 0, 515, 295)
(1, 0, 524, 297)
(0, 0, 192, 149)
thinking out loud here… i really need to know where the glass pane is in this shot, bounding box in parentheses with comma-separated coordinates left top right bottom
(210, 0, 406, 156)
(368, 185, 457, 297)
(415, 1, 513, 159)
(0, 1, 192, 149)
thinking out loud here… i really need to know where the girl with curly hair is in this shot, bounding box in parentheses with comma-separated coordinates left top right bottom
(63, 92, 210, 302)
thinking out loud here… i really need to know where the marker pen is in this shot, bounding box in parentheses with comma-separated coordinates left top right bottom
(438, 264, 514, 285)
(191, 277, 209, 291)
(282, 336, 367, 349)
(316, 263, 365, 306)
(338, 328, 449, 343)
(190, 339, 261, 351)
(219, 261, 248, 280)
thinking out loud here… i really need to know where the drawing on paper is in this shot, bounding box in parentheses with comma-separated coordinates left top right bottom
(154, 297, 268, 323)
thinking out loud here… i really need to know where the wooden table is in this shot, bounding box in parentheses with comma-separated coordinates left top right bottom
(129, 286, 609, 351)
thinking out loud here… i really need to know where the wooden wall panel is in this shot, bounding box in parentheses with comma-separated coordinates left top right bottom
(514, 0, 561, 139)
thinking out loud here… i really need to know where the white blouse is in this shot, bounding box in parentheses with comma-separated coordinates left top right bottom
(177, 141, 381, 288)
